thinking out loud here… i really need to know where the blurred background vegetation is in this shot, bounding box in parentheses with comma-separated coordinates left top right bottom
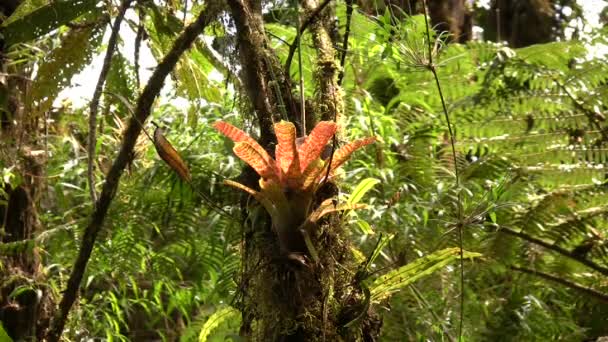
(1, 0, 608, 340)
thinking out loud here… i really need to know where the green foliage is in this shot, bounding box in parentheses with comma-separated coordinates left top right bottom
(1, 0, 100, 46)
(197, 306, 240, 342)
(0, 322, 12, 342)
(367, 248, 482, 301)
(3, 1, 608, 341)
(29, 23, 105, 115)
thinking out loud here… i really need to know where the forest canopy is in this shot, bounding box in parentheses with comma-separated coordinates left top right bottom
(1, 0, 608, 341)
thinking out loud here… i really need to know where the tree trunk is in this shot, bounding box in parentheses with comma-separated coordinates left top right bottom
(357, 0, 473, 43)
(475, 0, 555, 47)
(227, 1, 382, 340)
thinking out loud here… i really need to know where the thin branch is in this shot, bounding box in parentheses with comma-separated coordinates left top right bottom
(421, 1, 464, 338)
(88, 0, 133, 204)
(510, 265, 608, 303)
(198, 39, 242, 89)
(498, 226, 608, 276)
(227, 0, 285, 144)
(555, 79, 608, 142)
(134, 5, 145, 90)
(337, 0, 353, 86)
(295, 0, 306, 135)
(284, 0, 332, 77)
(45, 5, 221, 341)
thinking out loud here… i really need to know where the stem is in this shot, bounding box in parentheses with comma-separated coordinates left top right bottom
(135, 6, 144, 90)
(46, 5, 221, 340)
(421, 1, 464, 338)
(337, 0, 353, 86)
(498, 226, 608, 276)
(510, 265, 608, 303)
(88, 0, 133, 204)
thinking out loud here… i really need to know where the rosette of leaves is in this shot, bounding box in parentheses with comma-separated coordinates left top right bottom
(214, 120, 375, 261)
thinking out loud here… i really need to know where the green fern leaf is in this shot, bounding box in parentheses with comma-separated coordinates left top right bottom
(366, 248, 482, 301)
(198, 306, 240, 342)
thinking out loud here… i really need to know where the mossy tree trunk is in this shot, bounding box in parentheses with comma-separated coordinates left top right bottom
(226, 0, 381, 340)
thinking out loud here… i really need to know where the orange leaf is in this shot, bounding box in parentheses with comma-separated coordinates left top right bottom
(224, 179, 258, 197)
(308, 199, 368, 222)
(224, 180, 276, 218)
(274, 121, 301, 185)
(153, 127, 192, 182)
(329, 137, 376, 172)
(213, 121, 275, 169)
(233, 142, 278, 180)
(301, 159, 326, 191)
(298, 121, 337, 172)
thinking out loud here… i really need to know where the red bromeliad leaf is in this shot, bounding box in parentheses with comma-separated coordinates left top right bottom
(233, 142, 278, 180)
(213, 121, 275, 168)
(301, 159, 326, 191)
(274, 121, 301, 185)
(298, 121, 337, 172)
(329, 137, 376, 172)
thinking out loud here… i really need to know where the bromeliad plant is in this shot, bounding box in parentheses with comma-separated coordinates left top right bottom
(214, 120, 375, 262)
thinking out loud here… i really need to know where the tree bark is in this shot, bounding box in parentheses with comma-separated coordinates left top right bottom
(227, 1, 382, 340)
(486, 0, 555, 47)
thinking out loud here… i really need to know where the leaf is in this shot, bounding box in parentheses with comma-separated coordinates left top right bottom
(103, 53, 137, 115)
(198, 306, 240, 342)
(355, 220, 375, 235)
(0, 322, 12, 342)
(347, 178, 380, 205)
(298, 121, 337, 172)
(1, 0, 100, 46)
(213, 121, 275, 172)
(29, 23, 105, 115)
(224, 180, 277, 220)
(301, 159, 326, 191)
(367, 248, 482, 301)
(365, 233, 394, 270)
(233, 142, 277, 180)
(1, 0, 47, 27)
(330, 137, 376, 172)
(274, 121, 301, 185)
(153, 127, 192, 182)
(308, 199, 367, 223)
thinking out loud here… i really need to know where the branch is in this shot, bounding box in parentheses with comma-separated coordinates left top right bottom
(134, 5, 145, 90)
(498, 226, 608, 276)
(45, 5, 221, 341)
(197, 39, 242, 89)
(227, 0, 287, 145)
(337, 0, 353, 86)
(510, 265, 608, 303)
(88, 0, 133, 204)
(284, 0, 332, 78)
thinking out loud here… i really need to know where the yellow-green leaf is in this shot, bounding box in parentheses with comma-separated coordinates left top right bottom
(347, 178, 380, 205)
(198, 306, 240, 342)
(367, 248, 482, 301)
